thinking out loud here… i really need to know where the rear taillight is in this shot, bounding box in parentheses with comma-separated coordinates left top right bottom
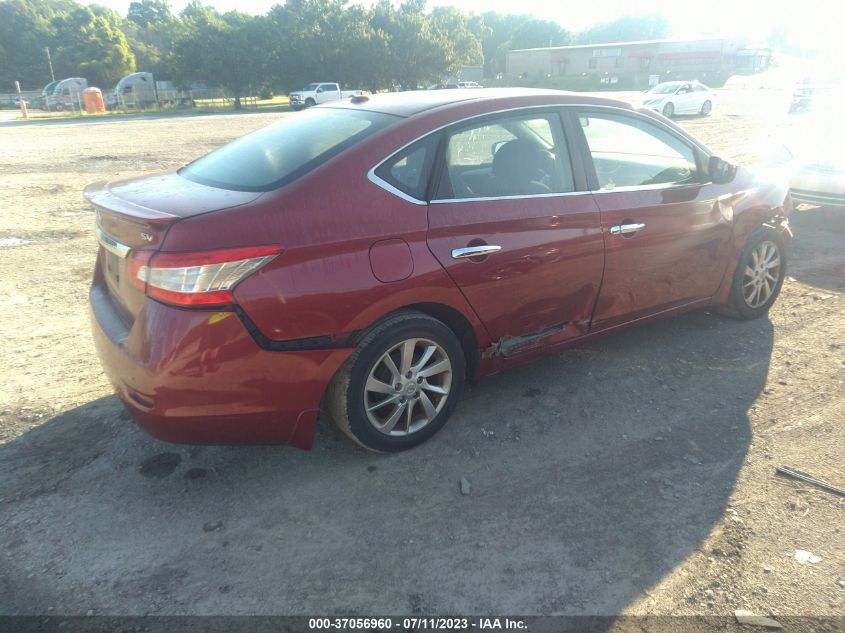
(131, 245, 280, 307)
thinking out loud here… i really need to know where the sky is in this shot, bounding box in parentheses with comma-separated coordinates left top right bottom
(87, 0, 841, 53)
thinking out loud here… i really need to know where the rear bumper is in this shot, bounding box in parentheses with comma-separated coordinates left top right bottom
(89, 284, 352, 447)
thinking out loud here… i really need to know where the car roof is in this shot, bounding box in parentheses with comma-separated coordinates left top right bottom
(324, 87, 632, 118)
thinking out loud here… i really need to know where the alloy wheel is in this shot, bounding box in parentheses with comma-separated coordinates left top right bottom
(742, 240, 781, 308)
(364, 338, 452, 436)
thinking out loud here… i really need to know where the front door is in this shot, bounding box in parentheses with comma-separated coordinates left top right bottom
(673, 83, 695, 113)
(573, 109, 734, 329)
(426, 110, 604, 353)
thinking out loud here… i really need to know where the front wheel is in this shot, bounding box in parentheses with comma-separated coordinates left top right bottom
(700, 100, 712, 115)
(327, 312, 465, 452)
(304, 98, 316, 108)
(725, 227, 787, 319)
(662, 102, 674, 118)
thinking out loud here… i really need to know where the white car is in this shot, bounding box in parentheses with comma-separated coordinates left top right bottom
(640, 81, 715, 118)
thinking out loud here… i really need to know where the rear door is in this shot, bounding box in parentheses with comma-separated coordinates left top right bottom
(425, 109, 604, 354)
(571, 108, 733, 329)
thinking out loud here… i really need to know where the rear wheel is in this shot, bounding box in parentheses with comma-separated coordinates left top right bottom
(700, 100, 712, 115)
(662, 102, 674, 118)
(726, 227, 787, 319)
(327, 312, 465, 452)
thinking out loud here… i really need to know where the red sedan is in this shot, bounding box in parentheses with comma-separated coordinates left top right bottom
(87, 89, 792, 452)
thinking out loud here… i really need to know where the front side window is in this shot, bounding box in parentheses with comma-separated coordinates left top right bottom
(434, 113, 574, 200)
(181, 108, 398, 191)
(578, 113, 698, 190)
(649, 82, 681, 95)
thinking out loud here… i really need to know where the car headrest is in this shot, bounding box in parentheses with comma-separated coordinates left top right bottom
(492, 139, 546, 183)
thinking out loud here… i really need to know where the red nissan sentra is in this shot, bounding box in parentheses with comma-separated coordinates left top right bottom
(87, 89, 792, 452)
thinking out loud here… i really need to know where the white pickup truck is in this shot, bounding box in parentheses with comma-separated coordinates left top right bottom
(289, 82, 362, 111)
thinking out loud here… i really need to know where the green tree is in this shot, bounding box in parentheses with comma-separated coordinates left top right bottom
(479, 12, 533, 78)
(170, 6, 270, 108)
(121, 0, 177, 77)
(51, 6, 136, 86)
(509, 18, 569, 50)
(0, 0, 76, 89)
(127, 0, 171, 27)
(370, 0, 454, 89)
(430, 6, 484, 77)
(575, 14, 670, 45)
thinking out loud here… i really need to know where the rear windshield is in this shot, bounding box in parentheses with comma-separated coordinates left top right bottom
(180, 108, 399, 192)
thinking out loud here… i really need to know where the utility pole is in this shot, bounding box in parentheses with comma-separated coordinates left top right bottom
(44, 47, 55, 82)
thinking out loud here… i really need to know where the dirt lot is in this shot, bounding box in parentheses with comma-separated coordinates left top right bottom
(0, 89, 843, 626)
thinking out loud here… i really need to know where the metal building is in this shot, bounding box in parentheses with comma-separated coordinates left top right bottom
(506, 38, 771, 89)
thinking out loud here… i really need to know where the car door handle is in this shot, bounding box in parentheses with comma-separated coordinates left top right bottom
(451, 245, 502, 259)
(609, 223, 646, 236)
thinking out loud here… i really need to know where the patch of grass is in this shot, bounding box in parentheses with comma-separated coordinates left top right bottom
(11, 96, 293, 123)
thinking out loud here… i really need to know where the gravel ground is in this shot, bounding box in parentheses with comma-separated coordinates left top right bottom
(0, 89, 843, 626)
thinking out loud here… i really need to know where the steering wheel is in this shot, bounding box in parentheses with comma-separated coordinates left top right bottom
(643, 165, 692, 186)
(534, 148, 557, 187)
(449, 169, 475, 198)
(594, 160, 622, 187)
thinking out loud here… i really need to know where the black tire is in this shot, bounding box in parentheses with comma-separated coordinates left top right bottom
(290, 104, 302, 111)
(700, 100, 712, 115)
(304, 98, 316, 108)
(327, 311, 466, 452)
(662, 102, 674, 118)
(725, 226, 787, 320)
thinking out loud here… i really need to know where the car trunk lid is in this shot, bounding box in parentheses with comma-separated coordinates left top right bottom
(86, 172, 262, 323)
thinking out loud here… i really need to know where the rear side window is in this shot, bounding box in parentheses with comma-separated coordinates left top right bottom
(181, 108, 398, 191)
(374, 135, 439, 201)
(434, 112, 574, 199)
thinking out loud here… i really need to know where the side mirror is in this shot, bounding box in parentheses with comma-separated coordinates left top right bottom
(316, 88, 324, 93)
(709, 155, 738, 184)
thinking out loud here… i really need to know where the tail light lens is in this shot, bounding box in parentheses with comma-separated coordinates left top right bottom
(132, 245, 280, 307)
